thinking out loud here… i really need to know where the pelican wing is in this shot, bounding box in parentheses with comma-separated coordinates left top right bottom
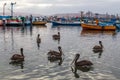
(76, 60, 93, 66)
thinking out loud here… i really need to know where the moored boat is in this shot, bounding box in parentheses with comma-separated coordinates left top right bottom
(6, 19, 23, 26)
(32, 21, 47, 25)
(81, 23, 116, 31)
(0, 20, 3, 26)
(52, 21, 81, 26)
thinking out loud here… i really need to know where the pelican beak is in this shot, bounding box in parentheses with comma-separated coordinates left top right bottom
(71, 56, 77, 65)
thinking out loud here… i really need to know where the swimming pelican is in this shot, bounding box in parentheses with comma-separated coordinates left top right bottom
(10, 48, 24, 62)
(93, 41, 103, 49)
(37, 34, 41, 43)
(48, 46, 62, 59)
(93, 41, 103, 52)
(52, 32, 60, 40)
(71, 54, 93, 68)
(71, 54, 93, 77)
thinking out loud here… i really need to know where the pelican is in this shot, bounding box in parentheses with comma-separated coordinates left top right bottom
(71, 54, 93, 68)
(48, 46, 62, 59)
(93, 41, 103, 50)
(37, 34, 41, 43)
(52, 32, 60, 40)
(10, 48, 24, 62)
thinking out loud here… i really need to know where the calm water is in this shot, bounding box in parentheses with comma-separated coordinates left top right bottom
(0, 23, 120, 80)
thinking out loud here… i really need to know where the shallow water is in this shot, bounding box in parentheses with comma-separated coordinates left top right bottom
(0, 23, 120, 80)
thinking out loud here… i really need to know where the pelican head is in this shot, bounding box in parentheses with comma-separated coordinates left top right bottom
(20, 48, 24, 56)
(21, 48, 23, 52)
(58, 46, 61, 50)
(58, 32, 60, 36)
(58, 32, 60, 34)
(58, 46, 62, 54)
(38, 34, 40, 37)
(71, 53, 80, 65)
(99, 41, 102, 44)
(75, 54, 80, 61)
(99, 41, 103, 48)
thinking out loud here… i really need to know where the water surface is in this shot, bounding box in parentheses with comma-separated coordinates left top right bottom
(0, 23, 120, 80)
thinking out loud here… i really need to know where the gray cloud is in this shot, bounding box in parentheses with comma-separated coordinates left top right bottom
(0, 0, 120, 15)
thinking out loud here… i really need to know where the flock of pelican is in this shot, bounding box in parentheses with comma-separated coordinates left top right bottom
(9, 32, 103, 73)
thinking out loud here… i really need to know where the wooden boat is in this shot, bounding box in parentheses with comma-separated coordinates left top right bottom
(32, 21, 47, 25)
(52, 21, 81, 26)
(81, 23, 116, 31)
(0, 20, 3, 26)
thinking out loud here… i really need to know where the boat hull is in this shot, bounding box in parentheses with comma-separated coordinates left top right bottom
(0, 20, 3, 26)
(5, 19, 23, 26)
(81, 23, 116, 31)
(6, 22, 23, 26)
(32, 21, 47, 25)
(52, 21, 81, 26)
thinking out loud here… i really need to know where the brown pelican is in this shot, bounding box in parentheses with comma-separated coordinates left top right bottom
(37, 34, 41, 43)
(71, 54, 93, 68)
(48, 46, 62, 59)
(10, 48, 24, 62)
(93, 41, 103, 52)
(52, 32, 60, 40)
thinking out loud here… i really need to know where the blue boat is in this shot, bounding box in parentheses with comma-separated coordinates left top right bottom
(52, 21, 81, 26)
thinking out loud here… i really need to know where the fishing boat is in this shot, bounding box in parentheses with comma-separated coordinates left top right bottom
(6, 19, 23, 26)
(0, 20, 3, 26)
(81, 23, 116, 31)
(52, 21, 81, 26)
(32, 21, 47, 25)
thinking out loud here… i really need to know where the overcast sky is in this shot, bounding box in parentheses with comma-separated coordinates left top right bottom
(0, 0, 120, 15)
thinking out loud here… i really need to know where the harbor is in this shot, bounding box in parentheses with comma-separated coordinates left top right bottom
(0, 0, 120, 80)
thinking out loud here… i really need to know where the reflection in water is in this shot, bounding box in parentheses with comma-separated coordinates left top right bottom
(71, 67, 80, 78)
(21, 26, 25, 35)
(2, 27, 7, 51)
(0, 24, 120, 80)
(71, 66, 93, 78)
(21, 26, 33, 35)
(52, 26, 61, 31)
(53, 38, 60, 44)
(112, 31, 118, 39)
(34, 25, 47, 28)
(37, 43, 40, 50)
(30, 26, 33, 36)
(11, 28, 14, 50)
(9, 61, 24, 69)
(93, 49, 103, 58)
(81, 29, 115, 36)
(48, 57, 63, 66)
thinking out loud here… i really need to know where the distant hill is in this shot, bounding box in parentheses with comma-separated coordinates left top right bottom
(52, 13, 81, 17)
(0, 12, 119, 19)
(0, 12, 44, 17)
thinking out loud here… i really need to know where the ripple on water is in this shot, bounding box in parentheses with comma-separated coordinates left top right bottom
(0, 24, 120, 80)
